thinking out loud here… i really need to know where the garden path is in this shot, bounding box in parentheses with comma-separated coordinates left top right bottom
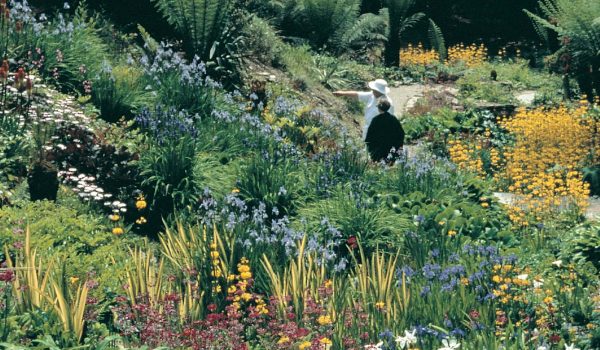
(493, 192, 600, 221)
(388, 84, 427, 115)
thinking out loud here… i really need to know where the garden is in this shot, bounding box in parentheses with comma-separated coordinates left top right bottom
(0, 0, 600, 349)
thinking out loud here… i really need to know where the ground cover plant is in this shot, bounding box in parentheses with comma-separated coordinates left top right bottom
(0, 0, 600, 349)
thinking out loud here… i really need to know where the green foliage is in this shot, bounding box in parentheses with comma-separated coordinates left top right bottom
(297, 0, 361, 50)
(240, 15, 284, 65)
(139, 136, 201, 211)
(457, 59, 562, 105)
(91, 63, 148, 122)
(270, 0, 385, 55)
(151, 0, 243, 79)
(37, 6, 109, 93)
(0, 200, 141, 292)
(298, 184, 411, 251)
(383, 0, 426, 66)
(238, 149, 303, 218)
(427, 19, 446, 62)
(525, 0, 600, 97)
(562, 223, 600, 270)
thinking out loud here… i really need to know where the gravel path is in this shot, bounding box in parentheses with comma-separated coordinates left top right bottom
(388, 84, 427, 115)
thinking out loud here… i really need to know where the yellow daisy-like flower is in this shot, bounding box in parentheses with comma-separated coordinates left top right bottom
(277, 336, 290, 344)
(317, 315, 332, 326)
(112, 227, 124, 235)
(375, 301, 385, 310)
(240, 271, 252, 280)
(109, 214, 120, 222)
(447, 230, 457, 237)
(241, 292, 252, 302)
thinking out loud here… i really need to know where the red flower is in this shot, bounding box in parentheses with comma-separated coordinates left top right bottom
(469, 309, 480, 319)
(0, 269, 14, 282)
(207, 303, 217, 312)
(549, 334, 561, 344)
(347, 236, 358, 249)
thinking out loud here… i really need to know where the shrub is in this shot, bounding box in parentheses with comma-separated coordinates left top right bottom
(0, 200, 141, 291)
(138, 136, 200, 217)
(140, 43, 218, 115)
(526, 0, 600, 98)
(91, 63, 148, 122)
(238, 149, 303, 219)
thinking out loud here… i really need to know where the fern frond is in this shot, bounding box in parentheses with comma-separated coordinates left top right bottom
(427, 19, 446, 61)
(397, 12, 425, 38)
(339, 12, 388, 49)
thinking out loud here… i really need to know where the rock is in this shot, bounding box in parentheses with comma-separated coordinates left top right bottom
(515, 91, 536, 106)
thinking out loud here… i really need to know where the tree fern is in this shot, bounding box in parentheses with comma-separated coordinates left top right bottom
(382, 0, 425, 66)
(525, 0, 600, 96)
(427, 19, 446, 62)
(151, 0, 233, 60)
(338, 12, 387, 52)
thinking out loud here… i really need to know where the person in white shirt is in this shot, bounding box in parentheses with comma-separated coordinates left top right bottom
(333, 79, 395, 140)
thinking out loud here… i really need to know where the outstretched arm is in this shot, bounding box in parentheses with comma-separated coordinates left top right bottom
(333, 91, 359, 99)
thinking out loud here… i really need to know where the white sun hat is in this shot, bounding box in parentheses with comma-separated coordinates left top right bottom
(368, 79, 390, 95)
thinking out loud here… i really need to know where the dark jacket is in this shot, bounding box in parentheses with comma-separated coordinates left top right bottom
(365, 111, 405, 162)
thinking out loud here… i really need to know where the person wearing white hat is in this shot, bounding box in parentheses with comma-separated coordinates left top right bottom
(333, 79, 395, 140)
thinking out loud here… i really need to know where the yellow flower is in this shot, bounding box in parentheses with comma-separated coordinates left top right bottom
(241, 292, 252, 302)
(324, 279, 333, 289)
(135, 216, 147, 225)
(240, 271, 252, 280)
(319, 337, 332, 345)
(256, 303, 269, 314)
(135, 199, 147, 210)
(210, 251, 220, 259)
(211, 269, 222, 278)
(238, 264, 250, 273)
(543, 296, 553, 304)
(109, 214, 120, 222)
(375, 301, 385, 310)
(317, 315, 332, 326)
(228, 285, 236, 294)
(112, 227, 124, 235)
(492, 275, 502, 283)
(70, 276, 79, 284)
(299, 341, 312, 350)
(277, 336, 290, 344)
(447, 230, 457, 237)
(231, 188, 240, 194)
